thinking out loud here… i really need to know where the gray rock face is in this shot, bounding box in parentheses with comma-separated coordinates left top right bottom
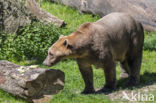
(0, 0, 31, 34)
(52, 0, 156, 32)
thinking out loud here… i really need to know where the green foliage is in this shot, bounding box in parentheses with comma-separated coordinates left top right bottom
(0, 1, 100, 62)
(0, 22, 61, 61)
(0, 0, 100, 62)
(144, 32, 156, 51)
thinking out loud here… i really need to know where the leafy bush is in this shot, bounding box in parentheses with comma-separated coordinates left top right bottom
(0, 22, 62, 61)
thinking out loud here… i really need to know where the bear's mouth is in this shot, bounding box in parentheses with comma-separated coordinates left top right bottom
(50, 58, 61, 66)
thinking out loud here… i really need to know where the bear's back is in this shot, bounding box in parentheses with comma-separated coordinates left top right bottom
(95, 12, 137, 33)
(91, 12, 143, 61)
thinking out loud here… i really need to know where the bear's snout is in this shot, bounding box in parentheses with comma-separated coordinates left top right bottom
(43, 55, 60, 66)
(43, 56, 51, 66)
(43, 59, 48, 66)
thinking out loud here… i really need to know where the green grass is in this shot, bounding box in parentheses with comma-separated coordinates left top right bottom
(0, 1, 156, 103)
(41, 1, 100, 35)
(0, 91, 26, 103)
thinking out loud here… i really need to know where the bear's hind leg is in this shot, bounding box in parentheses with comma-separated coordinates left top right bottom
(119, 60, 130, 79)
(127, 54, 142, 86)
(77, 59, 95, 94)
(97, 57, 116, 93)
(127, 30, 144, 86)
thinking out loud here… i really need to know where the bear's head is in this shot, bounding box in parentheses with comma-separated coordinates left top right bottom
(43, 35, 74, 66)
(43, 23, 92, 66)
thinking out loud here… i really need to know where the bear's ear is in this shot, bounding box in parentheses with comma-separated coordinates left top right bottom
(59, 35, 64, 39)
(63, 39, 73, 49)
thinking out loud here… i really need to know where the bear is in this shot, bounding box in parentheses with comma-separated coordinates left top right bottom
(43, 12, 144, 94)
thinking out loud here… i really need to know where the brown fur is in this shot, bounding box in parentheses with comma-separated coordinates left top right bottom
(43, 12, 144, 94)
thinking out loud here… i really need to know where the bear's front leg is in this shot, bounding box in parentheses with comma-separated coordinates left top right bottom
(77, 59, 95, 94)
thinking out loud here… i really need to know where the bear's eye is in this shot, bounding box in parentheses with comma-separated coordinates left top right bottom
(49, 52, 54, 56)
(63, 40, 67, 46)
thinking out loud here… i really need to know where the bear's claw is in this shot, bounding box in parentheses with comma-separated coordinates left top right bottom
(95, 87, 116, 94)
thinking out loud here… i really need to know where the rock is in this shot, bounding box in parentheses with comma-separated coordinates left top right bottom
(0, 0, 31, 34)
(51, 0, 156, 32)
(0, 0, 66, 34)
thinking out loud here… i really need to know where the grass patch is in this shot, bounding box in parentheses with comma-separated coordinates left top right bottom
(0, 1, 156, 103)
(41, 1, 100, 34)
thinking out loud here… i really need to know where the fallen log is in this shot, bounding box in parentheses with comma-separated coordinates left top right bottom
(26, 0, 66, 27)
(0, 60, 65, 103)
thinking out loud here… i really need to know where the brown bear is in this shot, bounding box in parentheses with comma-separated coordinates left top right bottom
(43, 12, 144, 94)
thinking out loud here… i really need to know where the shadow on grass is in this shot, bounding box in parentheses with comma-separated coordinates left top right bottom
(103, 72, 156, 94)
(97, 72, 156, 95)
(118, 71, 156, 88)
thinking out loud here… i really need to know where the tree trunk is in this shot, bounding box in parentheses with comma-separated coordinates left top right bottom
(26, 0, 66, 27)
(0, 60, 65, 103)
(0, 0, 32, 34)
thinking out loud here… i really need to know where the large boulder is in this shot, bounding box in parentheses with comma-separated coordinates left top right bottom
(52, 0, 156, 32)
(0, 0, 31, 34)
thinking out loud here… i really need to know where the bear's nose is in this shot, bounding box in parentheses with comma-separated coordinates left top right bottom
(43, 61, 51, 66)
(42, 60, 47, 65)
(43, 57, 49, 66)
